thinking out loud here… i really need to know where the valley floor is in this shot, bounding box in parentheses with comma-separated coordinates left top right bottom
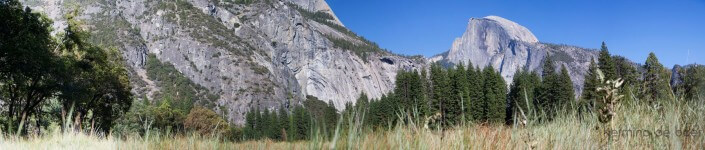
(3, 100, 704, 150)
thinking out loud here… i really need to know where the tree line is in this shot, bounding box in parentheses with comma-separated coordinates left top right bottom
(239, 41, 705, 141)
(240, 96, 337, 141)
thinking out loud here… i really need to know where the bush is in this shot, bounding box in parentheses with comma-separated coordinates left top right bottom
(112, 98, 187, 136)
(184, 107, 230, 137)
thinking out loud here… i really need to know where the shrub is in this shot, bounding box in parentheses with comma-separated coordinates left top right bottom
(184, 107, 230, 137)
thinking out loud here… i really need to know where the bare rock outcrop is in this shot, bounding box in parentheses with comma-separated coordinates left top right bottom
(434, 16, 598, 97)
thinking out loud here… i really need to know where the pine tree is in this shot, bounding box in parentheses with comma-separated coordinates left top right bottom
(542, 54, 556, 77)
(394, 70, 426, 115)
(356, 92, 369, 109)
(537, 54, 559, 120)
(641, 52, 672, 105)
(261, 109, 272, 139)
(394, 71, 409, 110)
(292, 106, 311, 140)
(468, 65, 485, 121)
(244, 108, 257, 139)
(411, 69, 429, 116)
(454, 64, 471, 123)
(558, 65, 575, 109)
(444, 65, 465, 125)
(483, 67, 507, 124)
(367, 97, 384, 127)
(277, 105, 289, 141)
(598, 42, 617, 80)
(267, 109, 279, 139)
(612, 56, 639, 102)
(254, 108, 263, 138)
(676, 65, 705, 101)
(580, 59, 600, 115)
(613, 56, 638, 86)
(508, 69, 540, 124)
(324, 101, 338, 136)
(430, 63, 451, 127)
(420, 67, 432, 116)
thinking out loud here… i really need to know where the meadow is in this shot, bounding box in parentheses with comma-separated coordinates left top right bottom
(2, 96, 703, 150)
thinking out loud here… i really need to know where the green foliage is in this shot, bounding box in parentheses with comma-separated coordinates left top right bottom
(226, 0, 256, 5)
(289, 3, 386, 59)
(59, 10, 134, 132)
(367, 94, 398, 128)
(112, 98, 187, 136)
(242, 96, 337, 141)
(184, 106, 229, 137)
(508, 69, 540, 123)
(674, 65, 705, 101)
(288, 3, 347, 36)
(580, 60, 600, 115)
(482, 67, 507, 124)
(145, 54, 218, 113)
(355, 92, 369, 110)
(640, 52, 672, 106)
(558, 65, 576, 107)
(277, 105, 289, 140)
(394, 69, 429, 117)
(291, 105, 312, 140)
(467, 64, 485, 122)
(430, 63, 451, 127)
(447, 65, 468, 124)
(612, 56, 639, 103)
(0, 1, 63, 134)
(549, 49, 576, 63)
(303, 96, 338, 138)
(598, 42, 617, 80)
(151, 98, 187, 133)
(583, 43, 637, 116)
(322, 34, 382, 61)
(535, 55, 574, 121)
(1, 1, 132, 134)
(156, 0, 254, 57)
(536, 55, 558, 120)
(612, 56, 639, 86)
(248, 62, 269, 75)
(112, 99, 151, 136)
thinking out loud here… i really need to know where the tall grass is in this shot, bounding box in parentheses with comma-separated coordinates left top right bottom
(2, 96, 703, 149)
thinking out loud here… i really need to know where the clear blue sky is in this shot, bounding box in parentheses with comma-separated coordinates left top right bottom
(327, 0, 705, 67)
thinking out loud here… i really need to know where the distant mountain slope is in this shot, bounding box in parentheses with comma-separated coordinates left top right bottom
(24, 0, 620, 124)
(22, 0, 425, 124)
(431, 16, 599, 96)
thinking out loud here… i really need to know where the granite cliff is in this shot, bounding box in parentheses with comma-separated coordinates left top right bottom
(432, 16, 599, 96)
(24, 0, 603, 124)
(22, 0, 425, 124)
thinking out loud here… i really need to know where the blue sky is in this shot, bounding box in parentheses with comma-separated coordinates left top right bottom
(327, 0, 705, 67)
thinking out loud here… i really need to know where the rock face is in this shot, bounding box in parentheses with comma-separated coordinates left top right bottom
(23, 0, 602, 124)
(433, 16, 599, 97)
(22, 0, 424, 124)
(288, 0, 344, 26)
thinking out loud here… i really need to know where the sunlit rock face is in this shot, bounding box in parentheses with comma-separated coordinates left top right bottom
(436, 16, 598, 97)
(23, 0, 425, 124)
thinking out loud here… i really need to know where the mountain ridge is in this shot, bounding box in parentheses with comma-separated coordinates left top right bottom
(433, 15, 599, 97)
(22, 0, 620, 124)
(22, 0, 426, 124)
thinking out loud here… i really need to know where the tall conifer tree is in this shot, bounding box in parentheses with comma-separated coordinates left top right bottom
(641, 52, 672, 105)
(598, 42, 617, 80)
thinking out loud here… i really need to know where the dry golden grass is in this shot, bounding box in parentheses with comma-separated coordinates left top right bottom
(2, 99, 704, 150)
